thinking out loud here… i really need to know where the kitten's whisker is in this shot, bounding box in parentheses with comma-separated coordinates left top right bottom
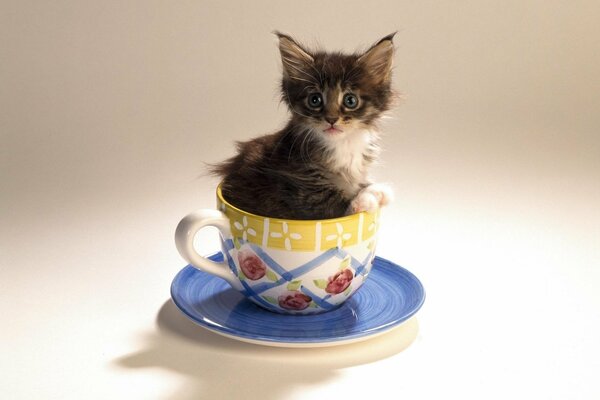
(289, 106, 312, 119)
(298, 128, 312, 164)
(287, 130, 305, 163)
(298, 127, 316, 165)
(302, 128, 318, 164)
(270, 129, 295, 159)
(282, 89, 314, 119)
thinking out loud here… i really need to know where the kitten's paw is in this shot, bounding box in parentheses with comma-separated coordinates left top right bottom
(348, 191, 379, 214)
(348, 183, 394, 214)
(366, 183, 394, 207)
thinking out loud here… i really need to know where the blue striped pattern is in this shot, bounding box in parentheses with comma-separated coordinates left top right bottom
(221, 240, 373, 312)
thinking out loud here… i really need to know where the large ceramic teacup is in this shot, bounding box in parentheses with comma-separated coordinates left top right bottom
(175, 185, 380, 315)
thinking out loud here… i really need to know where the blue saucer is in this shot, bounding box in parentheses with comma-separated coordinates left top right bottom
(171, 253, 425, 347)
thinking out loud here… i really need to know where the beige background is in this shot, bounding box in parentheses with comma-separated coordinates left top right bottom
(1, 1, 599, 399)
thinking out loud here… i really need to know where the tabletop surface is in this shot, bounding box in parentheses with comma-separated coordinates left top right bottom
(1, 1, 599, 399)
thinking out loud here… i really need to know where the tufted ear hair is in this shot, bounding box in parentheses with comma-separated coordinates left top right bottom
(274, 31, 314, 80)
(358, 32, 396, 84)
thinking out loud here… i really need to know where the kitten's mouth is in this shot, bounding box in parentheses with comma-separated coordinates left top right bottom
(324, 125, 343, 134)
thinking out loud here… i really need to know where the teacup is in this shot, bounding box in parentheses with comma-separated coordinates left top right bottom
(175, 185, 380, 315)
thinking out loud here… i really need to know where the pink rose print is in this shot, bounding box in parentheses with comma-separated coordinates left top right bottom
(278, 291, 312, 310)
(325, 268, 353, 294)
(238, 250, 267, 280)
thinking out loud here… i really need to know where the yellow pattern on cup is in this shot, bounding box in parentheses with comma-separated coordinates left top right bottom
(227, 210, 264, 246)
(267, 220, 316, 251)
(218, 187, 379, 251)
(361, 210, 379, 242)
(319, 219, 359, 250)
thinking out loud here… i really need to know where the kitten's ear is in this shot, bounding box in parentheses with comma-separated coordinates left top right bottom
(358, 32, 396, 83)
(274, 31, 314, 79)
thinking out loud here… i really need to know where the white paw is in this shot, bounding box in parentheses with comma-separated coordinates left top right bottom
(348, 183, 394, 214)
(367, 183, 394, 206)
(349, 191, 379, 214)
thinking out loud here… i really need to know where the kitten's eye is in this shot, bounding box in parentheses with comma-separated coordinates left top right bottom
(307, 93, 323, 109)
(343, 93, 359, 109)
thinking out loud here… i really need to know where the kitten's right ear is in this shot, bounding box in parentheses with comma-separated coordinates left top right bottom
(274, 31, 314, 80)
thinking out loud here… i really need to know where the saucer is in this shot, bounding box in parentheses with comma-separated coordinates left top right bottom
(171, 253, 425, 348)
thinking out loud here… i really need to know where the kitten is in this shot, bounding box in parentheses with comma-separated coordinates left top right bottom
(211, 32, 396, 220)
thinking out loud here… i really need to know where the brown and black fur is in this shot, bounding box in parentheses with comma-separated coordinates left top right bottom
(211, 32, 396, 220)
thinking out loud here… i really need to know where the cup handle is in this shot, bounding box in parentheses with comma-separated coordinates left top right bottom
(174, 209, 235, 285)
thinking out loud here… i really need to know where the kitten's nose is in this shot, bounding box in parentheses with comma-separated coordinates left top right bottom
(325, 116, 338, 125)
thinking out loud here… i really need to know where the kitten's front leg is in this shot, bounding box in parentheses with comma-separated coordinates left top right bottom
(348, 183, 394, 214)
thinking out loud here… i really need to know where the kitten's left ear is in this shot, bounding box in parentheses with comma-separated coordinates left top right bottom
(274, 31, 314, 80)
(358, 32, 396, 83)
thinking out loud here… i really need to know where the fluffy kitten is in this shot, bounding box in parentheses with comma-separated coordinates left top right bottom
(211, 32, 396, 220)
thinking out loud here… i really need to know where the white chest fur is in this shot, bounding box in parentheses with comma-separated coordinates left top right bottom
(323, 129, 379, 196)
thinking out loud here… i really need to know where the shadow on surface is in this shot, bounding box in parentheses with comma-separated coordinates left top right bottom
(116, 300, 419, 399)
